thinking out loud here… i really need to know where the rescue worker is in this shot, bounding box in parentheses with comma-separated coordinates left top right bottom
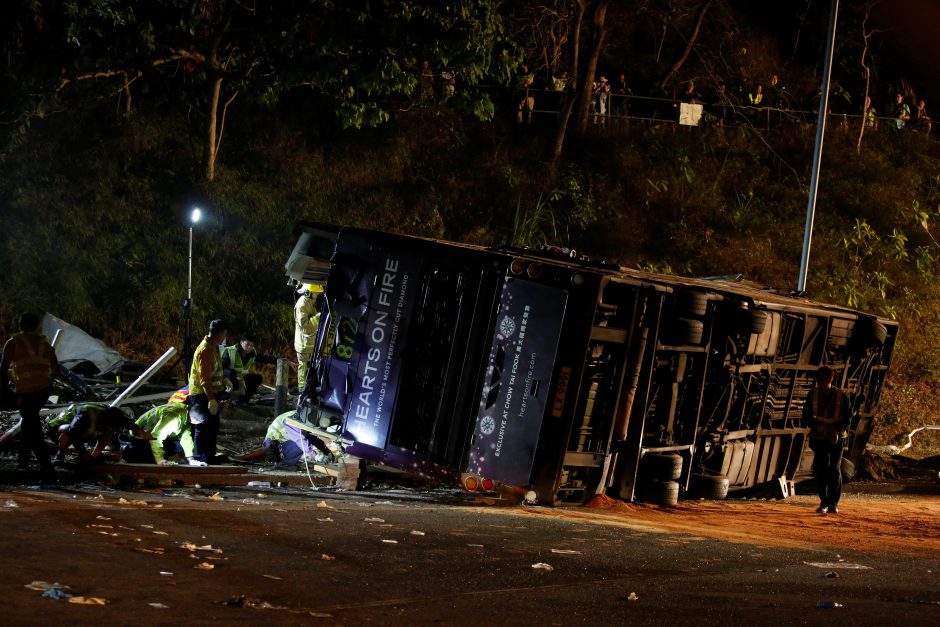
(262, 410, 336, 467)
(294, 285, 323, 394)
(0, 312, 59, 482)
(168, 387, 190, 405)
(803, 366, 852, 514)
(46, 401, 109, 441)
(188, 319, 228, 464)
(53, 403, 152, 463)
(221, 332, 276, 405)
(123, 402, 204, 465)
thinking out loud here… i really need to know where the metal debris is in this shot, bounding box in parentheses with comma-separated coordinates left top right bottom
(68, 596, 109, 605)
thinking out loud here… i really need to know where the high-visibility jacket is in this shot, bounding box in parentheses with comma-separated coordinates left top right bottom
(294, 294, 321, 353)
(2, 332, 57, 393)
(189, 336, 223, 396)
(136, 403, 194, 462)
(48, 402, 109, 430)
(221, 345, 256, 377)
(265, 411, 296, 443)
(168, 387, 190, 404)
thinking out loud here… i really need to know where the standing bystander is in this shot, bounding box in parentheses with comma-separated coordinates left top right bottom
(0, 312, 60, 483)
(803, 366, 852, 514)
(891, 92, 911, 130)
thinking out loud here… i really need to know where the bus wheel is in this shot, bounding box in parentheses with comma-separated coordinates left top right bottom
(642, 479, 680, 506)
(642, 452, 682, 481)
(691, 473, 730, 500)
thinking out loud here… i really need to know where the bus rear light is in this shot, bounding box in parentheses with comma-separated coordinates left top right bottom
(526, 262, 542, 279)
(481, 478, 495, 491)
(510, 259, 525, 275)
(462, 474, 481, 491)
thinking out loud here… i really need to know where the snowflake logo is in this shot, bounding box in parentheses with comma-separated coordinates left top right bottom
(479, 415, 496, 435)
(499, 315, 516, 338)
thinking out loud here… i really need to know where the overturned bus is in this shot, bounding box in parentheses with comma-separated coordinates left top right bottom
(285, 223, 897, 505)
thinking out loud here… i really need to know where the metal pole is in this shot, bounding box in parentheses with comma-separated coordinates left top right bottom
(182, 225, 194, 374)
(274, 357, 289, 417)
(187, 226, 193, 302)
(797, 0, 840, 294)
(110, 347, 178, 408)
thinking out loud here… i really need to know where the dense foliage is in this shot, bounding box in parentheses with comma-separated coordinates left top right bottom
(1, 0, 938, 453)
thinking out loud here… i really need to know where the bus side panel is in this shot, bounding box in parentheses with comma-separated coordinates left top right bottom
(465, 278, 568, 487)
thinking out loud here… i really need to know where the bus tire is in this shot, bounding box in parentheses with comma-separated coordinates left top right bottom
(668, 318, 704, 345)
(841, 457, 856, 483)
(642, 452, 683, 481)
(643, 479, 680, 506)
(679, 291, 709, 317)
(853, 317, 887, 348)
(691, 473, 730, 500)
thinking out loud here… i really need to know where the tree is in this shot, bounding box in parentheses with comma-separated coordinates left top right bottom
(658, 0, 713, 91)
(4, 1, 516, 182)
(573, 1, 608, 134)
(855, 1, 885, 154)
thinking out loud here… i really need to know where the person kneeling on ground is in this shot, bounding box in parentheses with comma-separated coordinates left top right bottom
(122, 403, 207, 466)
(262, 410, 336, 468)
(222, 332, 276, 405)
(54, 403, 152, 463)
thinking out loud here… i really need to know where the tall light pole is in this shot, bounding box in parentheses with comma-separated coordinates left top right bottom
(797, 0, 840, 294)
(183, 207, 202, 373)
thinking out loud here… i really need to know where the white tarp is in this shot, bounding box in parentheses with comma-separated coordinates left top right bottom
(41, 313, 124, 375)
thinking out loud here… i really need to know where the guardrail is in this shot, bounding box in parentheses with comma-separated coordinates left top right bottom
(512, 88, 932, 136)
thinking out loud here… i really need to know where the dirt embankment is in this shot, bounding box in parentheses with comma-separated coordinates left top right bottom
(482, 490, 940, 556)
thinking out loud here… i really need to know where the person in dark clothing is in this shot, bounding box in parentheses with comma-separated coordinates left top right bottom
(0, 312, 59, 483)
(803, 366, 852, 514)
(55, 404, 152, 463)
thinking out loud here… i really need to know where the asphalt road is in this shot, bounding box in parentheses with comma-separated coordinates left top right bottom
(1, 483, 937, 626)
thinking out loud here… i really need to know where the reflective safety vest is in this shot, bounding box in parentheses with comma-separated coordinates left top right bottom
(294, 294, 321, 353)
(168, 387, 190, 404)
(189, 336, 223, 395)
(47, 402, 109, 429)
(265, 411, 296, 443)
(3, 332, 55, 393)
(810, 387, 848, 439)
(222, 345, 256, 377)
(135, 403, 194, 462)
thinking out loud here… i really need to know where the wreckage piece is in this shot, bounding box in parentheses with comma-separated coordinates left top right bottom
(867, 425, 940, 455)
(109, 347, 176, 408)
(42, 313, 124, 375)
(86, 462, 246, 488)
(2, 349, 175, 449)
